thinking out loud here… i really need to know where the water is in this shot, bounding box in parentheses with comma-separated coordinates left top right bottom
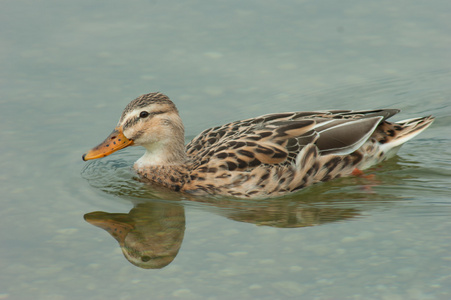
(1, 0, 451, 299)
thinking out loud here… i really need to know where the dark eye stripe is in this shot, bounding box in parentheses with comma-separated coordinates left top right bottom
(151, 110, 168, 115)
(122, 110, 170, 130)
(123, 116, 140, 130)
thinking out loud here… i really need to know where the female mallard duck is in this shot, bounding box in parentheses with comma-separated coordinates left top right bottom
(83, 92, 434, 198)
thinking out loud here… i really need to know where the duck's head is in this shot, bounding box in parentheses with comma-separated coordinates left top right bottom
(82, 92, 186, 166)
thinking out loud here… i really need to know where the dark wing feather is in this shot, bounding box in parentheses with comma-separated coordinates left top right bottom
(339, 109, 400, 121)
(315, 117, 383, 155)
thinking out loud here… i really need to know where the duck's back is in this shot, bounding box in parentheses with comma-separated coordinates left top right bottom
(182, 109, 433, 198)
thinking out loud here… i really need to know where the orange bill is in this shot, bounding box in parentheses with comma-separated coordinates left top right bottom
(82, 127, 134, 161)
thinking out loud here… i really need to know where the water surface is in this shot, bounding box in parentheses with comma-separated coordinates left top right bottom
(1, 0, 451, 299)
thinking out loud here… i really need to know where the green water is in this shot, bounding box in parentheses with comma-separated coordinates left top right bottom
(1, 0, 451, 299)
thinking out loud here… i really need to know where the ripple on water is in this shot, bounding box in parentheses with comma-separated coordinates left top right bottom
(81, 151, 186, 201)
(81, 152, 146, 197)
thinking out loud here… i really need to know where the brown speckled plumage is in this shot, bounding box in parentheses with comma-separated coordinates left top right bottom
(83, 92, 434, 198)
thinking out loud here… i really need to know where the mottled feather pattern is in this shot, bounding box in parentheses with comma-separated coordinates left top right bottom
(136, 165, 189, 192)
(180, 109, 433, 198)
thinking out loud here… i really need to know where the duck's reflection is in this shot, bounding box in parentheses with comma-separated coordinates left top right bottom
(84, 194, 360, 269)
(85, 201, 185, 269)
(218, 202, 358, 228)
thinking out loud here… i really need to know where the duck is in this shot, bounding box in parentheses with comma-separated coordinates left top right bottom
(82, 92, 434, 198)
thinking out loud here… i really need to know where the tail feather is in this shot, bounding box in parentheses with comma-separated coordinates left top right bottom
(380, 115, 434, 151)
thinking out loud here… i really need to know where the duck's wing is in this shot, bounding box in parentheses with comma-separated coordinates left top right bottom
(185, 109, 399, 170)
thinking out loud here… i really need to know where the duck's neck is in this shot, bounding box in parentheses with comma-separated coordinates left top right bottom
(134, 140, 189, 191)
(134, 139, 187, 169)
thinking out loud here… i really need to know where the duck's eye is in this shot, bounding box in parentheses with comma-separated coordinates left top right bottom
(139, 111, 150, 118)
(141, 256, 151, 262)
